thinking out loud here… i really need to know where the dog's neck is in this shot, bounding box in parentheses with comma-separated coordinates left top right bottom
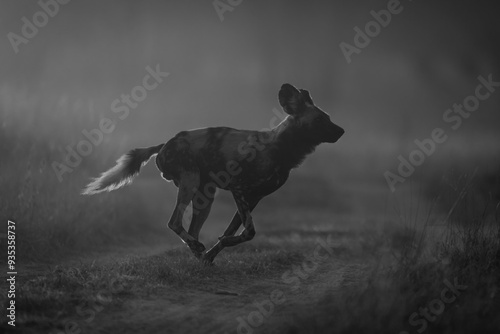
(269, 116, 319, 171)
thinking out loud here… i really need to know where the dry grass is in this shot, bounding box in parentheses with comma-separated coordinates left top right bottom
(286, 181, 500, 334)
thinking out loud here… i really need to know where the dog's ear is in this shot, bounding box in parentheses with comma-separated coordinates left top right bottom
(278, 83, 303, 116)
(299, 89, 314, 104)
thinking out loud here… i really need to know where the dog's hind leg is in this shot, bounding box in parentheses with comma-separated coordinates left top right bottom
(167, 171, 206, 258)
(187, 182, 215, 241)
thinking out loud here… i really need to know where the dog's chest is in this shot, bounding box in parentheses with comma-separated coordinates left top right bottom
(259, 168, 290, 194)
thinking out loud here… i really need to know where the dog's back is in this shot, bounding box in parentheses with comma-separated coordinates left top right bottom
(155, 126, 276, 189)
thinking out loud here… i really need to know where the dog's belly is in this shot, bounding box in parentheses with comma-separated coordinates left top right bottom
(215, 168, 290, 197)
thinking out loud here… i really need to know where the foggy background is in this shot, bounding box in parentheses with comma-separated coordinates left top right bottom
(2, 3, 500, 332)
(1, 0, 499, 243)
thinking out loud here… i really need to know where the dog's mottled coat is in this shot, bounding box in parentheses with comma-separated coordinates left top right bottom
(83, 83, 344, 263)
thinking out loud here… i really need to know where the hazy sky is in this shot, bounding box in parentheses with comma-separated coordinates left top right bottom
(1, 0, 499, 172)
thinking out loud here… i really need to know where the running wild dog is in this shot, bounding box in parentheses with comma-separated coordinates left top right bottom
(82, 84, 344, 263)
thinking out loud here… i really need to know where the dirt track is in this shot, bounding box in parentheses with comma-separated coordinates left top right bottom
(81, 252, 369, 334)
(12, 209, 380, 334)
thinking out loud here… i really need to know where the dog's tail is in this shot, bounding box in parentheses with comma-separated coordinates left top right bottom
(82, 143, 164, 195)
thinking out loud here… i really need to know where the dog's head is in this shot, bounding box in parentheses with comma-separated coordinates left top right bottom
(278, 83, 344, 143)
